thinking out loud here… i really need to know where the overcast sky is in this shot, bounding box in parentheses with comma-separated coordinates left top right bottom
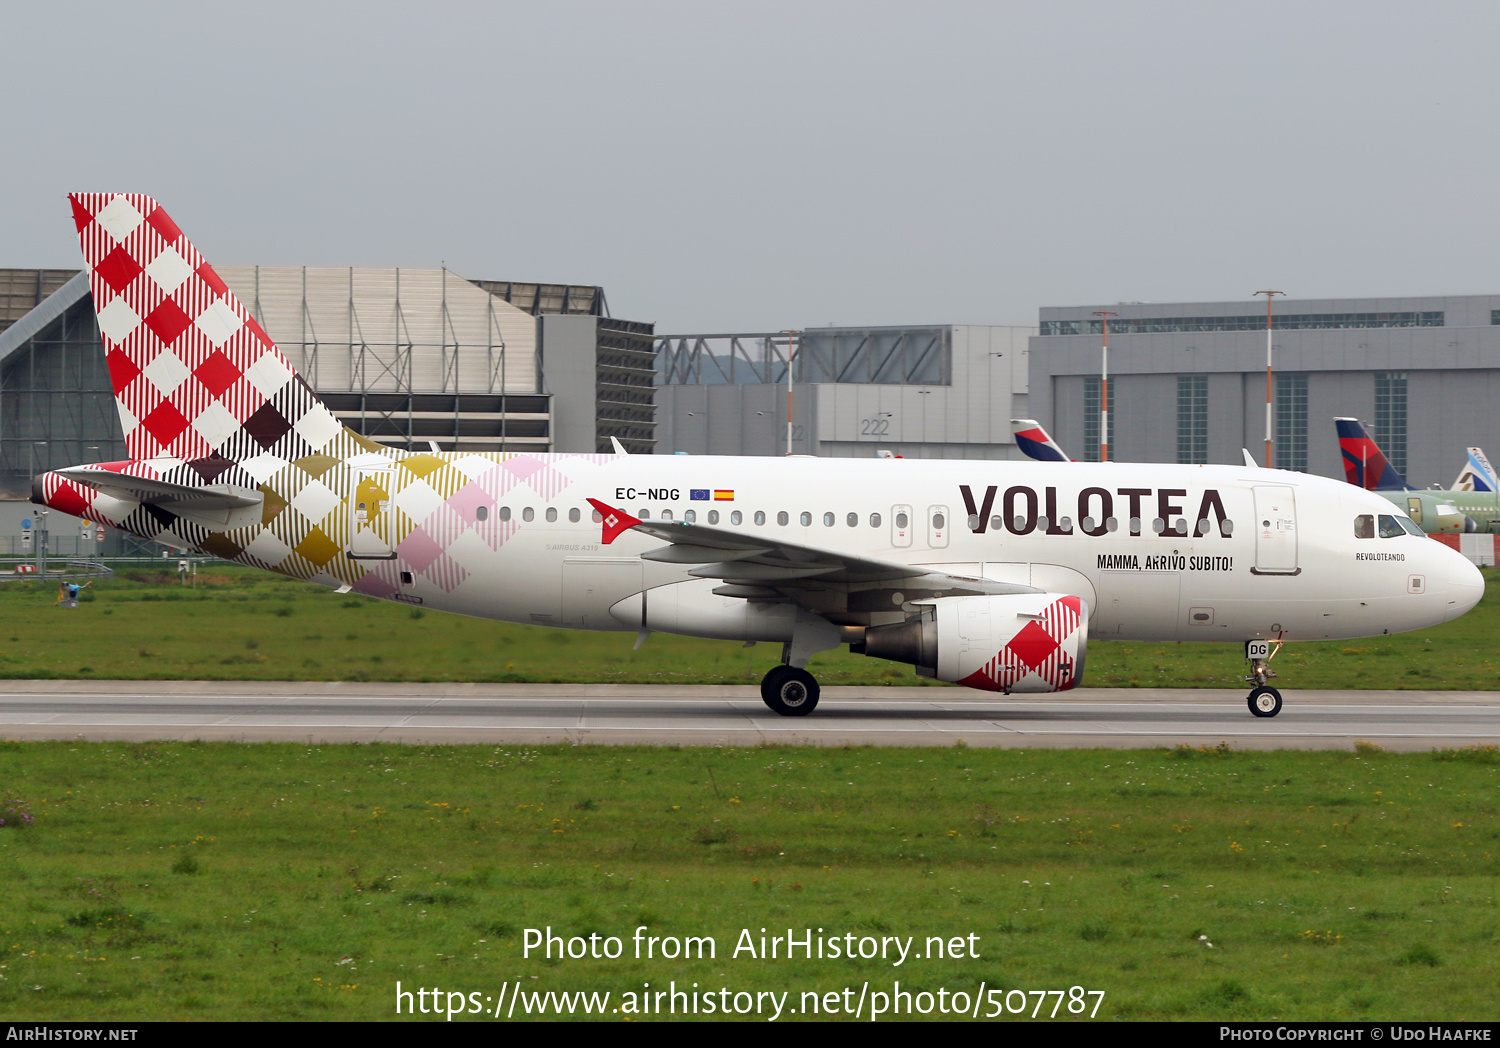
(4, 2, 1498, 332)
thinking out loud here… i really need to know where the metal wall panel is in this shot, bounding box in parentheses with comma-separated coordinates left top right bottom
(219, 266, 538, 395)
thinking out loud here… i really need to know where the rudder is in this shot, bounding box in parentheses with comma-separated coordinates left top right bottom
(68, 193, 361, 463)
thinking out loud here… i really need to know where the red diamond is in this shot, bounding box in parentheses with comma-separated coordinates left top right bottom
(104, 347, 142, 394)
(95, 246, 142, 294)
(46, 480, 91, 518)
(145, 205, 181, 244)
(69, 195, 95, 234)
(145, 299, 192, 346)
(196, 263, 228, 297)
(140, 399, 191, 449)
(1006, 619, 1061, 671)
(194, 349, 241, 399)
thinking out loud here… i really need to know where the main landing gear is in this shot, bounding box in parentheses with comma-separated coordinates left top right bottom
(761, 664, 820, 716)
(1244, 638, 1283, 718)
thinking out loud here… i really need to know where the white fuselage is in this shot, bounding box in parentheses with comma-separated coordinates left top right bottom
(390, 455, 1483, 645)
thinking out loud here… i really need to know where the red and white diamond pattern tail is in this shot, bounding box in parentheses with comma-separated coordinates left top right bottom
(69, 193, 346, 462)
(959, 594, 1085, 694)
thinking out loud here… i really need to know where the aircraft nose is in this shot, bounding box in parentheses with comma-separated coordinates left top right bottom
(1442, 552, 1485, 622)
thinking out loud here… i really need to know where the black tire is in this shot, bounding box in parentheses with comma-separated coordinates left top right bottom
(1247, 685, 1283, 718)
(759, 665, 784, 707)
(761, 665, 820, 716)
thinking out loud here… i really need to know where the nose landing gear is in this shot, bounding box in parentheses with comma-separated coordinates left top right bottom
(1244, 637, 1283, 717)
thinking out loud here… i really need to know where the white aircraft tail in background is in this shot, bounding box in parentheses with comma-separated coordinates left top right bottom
(1451, 448, 1498, 492)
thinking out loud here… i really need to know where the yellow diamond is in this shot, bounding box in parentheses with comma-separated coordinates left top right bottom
(294, 526, 341, 567)
(399, 454, 444, 479)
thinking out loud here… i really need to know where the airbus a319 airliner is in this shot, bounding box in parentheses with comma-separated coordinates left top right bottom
(32, 195, 1485, 718)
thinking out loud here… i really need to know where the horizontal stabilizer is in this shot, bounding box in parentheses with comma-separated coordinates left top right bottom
(54, 466, 263, 531)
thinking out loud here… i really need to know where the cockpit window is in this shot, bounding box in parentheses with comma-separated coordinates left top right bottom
(1354, 514, 1374, 539)
(1378, 514, 1405, 538)
(1398, 516, 1425, 537)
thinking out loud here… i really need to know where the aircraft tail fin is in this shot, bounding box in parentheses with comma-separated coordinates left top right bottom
(67, 193, 372, 464)
(1011, 419, 1071, 462)
(1451, 447, 1498, 492)
(1334, 417, 1406, 490)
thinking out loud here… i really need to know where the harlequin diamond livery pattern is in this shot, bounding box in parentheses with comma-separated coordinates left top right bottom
(32, 192, 1108, 709)
(69, 193, 355, 464)
(958, 594, 1085, 693)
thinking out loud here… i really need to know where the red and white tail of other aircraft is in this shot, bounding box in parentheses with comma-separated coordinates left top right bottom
(32, 195, 1485, 718)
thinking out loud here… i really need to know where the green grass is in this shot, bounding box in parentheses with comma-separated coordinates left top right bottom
(0, 741, 1495, 1020)
(4, 564, 1500, 689)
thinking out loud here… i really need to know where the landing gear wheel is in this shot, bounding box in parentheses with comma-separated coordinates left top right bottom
(760, 665, 820, 717)
(1247, 685, 1283, 718)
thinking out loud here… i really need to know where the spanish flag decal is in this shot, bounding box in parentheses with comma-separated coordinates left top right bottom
(713, 490, 735, 501)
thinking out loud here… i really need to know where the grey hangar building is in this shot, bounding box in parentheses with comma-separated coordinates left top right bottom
(1028, 293, 1500, 488)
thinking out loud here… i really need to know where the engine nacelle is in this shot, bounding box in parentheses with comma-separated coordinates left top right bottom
(853, 592, 1088, 693)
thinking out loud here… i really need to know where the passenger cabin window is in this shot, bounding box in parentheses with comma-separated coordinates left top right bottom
(754, 511, 766, 526)
(870, 512, 881, 527)
(731, 511, 743, 525)
(847, 512, 858, 527)
(545, 507, 557, 523)
(661, 509, 673, 521)
(800, 511, 812, 526)
(522, 507, 534, 522)
(685, 509, 697, 523)
(476, 505, 489, 522)
(499, 506, 511, 522)
(569, 507, 580, 523)
(708, 510, 720, 525)
(823, 512, 834, 526)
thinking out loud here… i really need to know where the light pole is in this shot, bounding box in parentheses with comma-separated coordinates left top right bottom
(782, 330, 801, 456)
(1255, 291, 1283, 467)
(1092, 311, 1117, 462)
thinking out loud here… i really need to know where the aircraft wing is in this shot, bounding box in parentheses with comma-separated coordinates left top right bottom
(587, 499, 1039, 616)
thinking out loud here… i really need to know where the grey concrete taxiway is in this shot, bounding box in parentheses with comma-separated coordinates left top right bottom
(0, 680, 1496, 750)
